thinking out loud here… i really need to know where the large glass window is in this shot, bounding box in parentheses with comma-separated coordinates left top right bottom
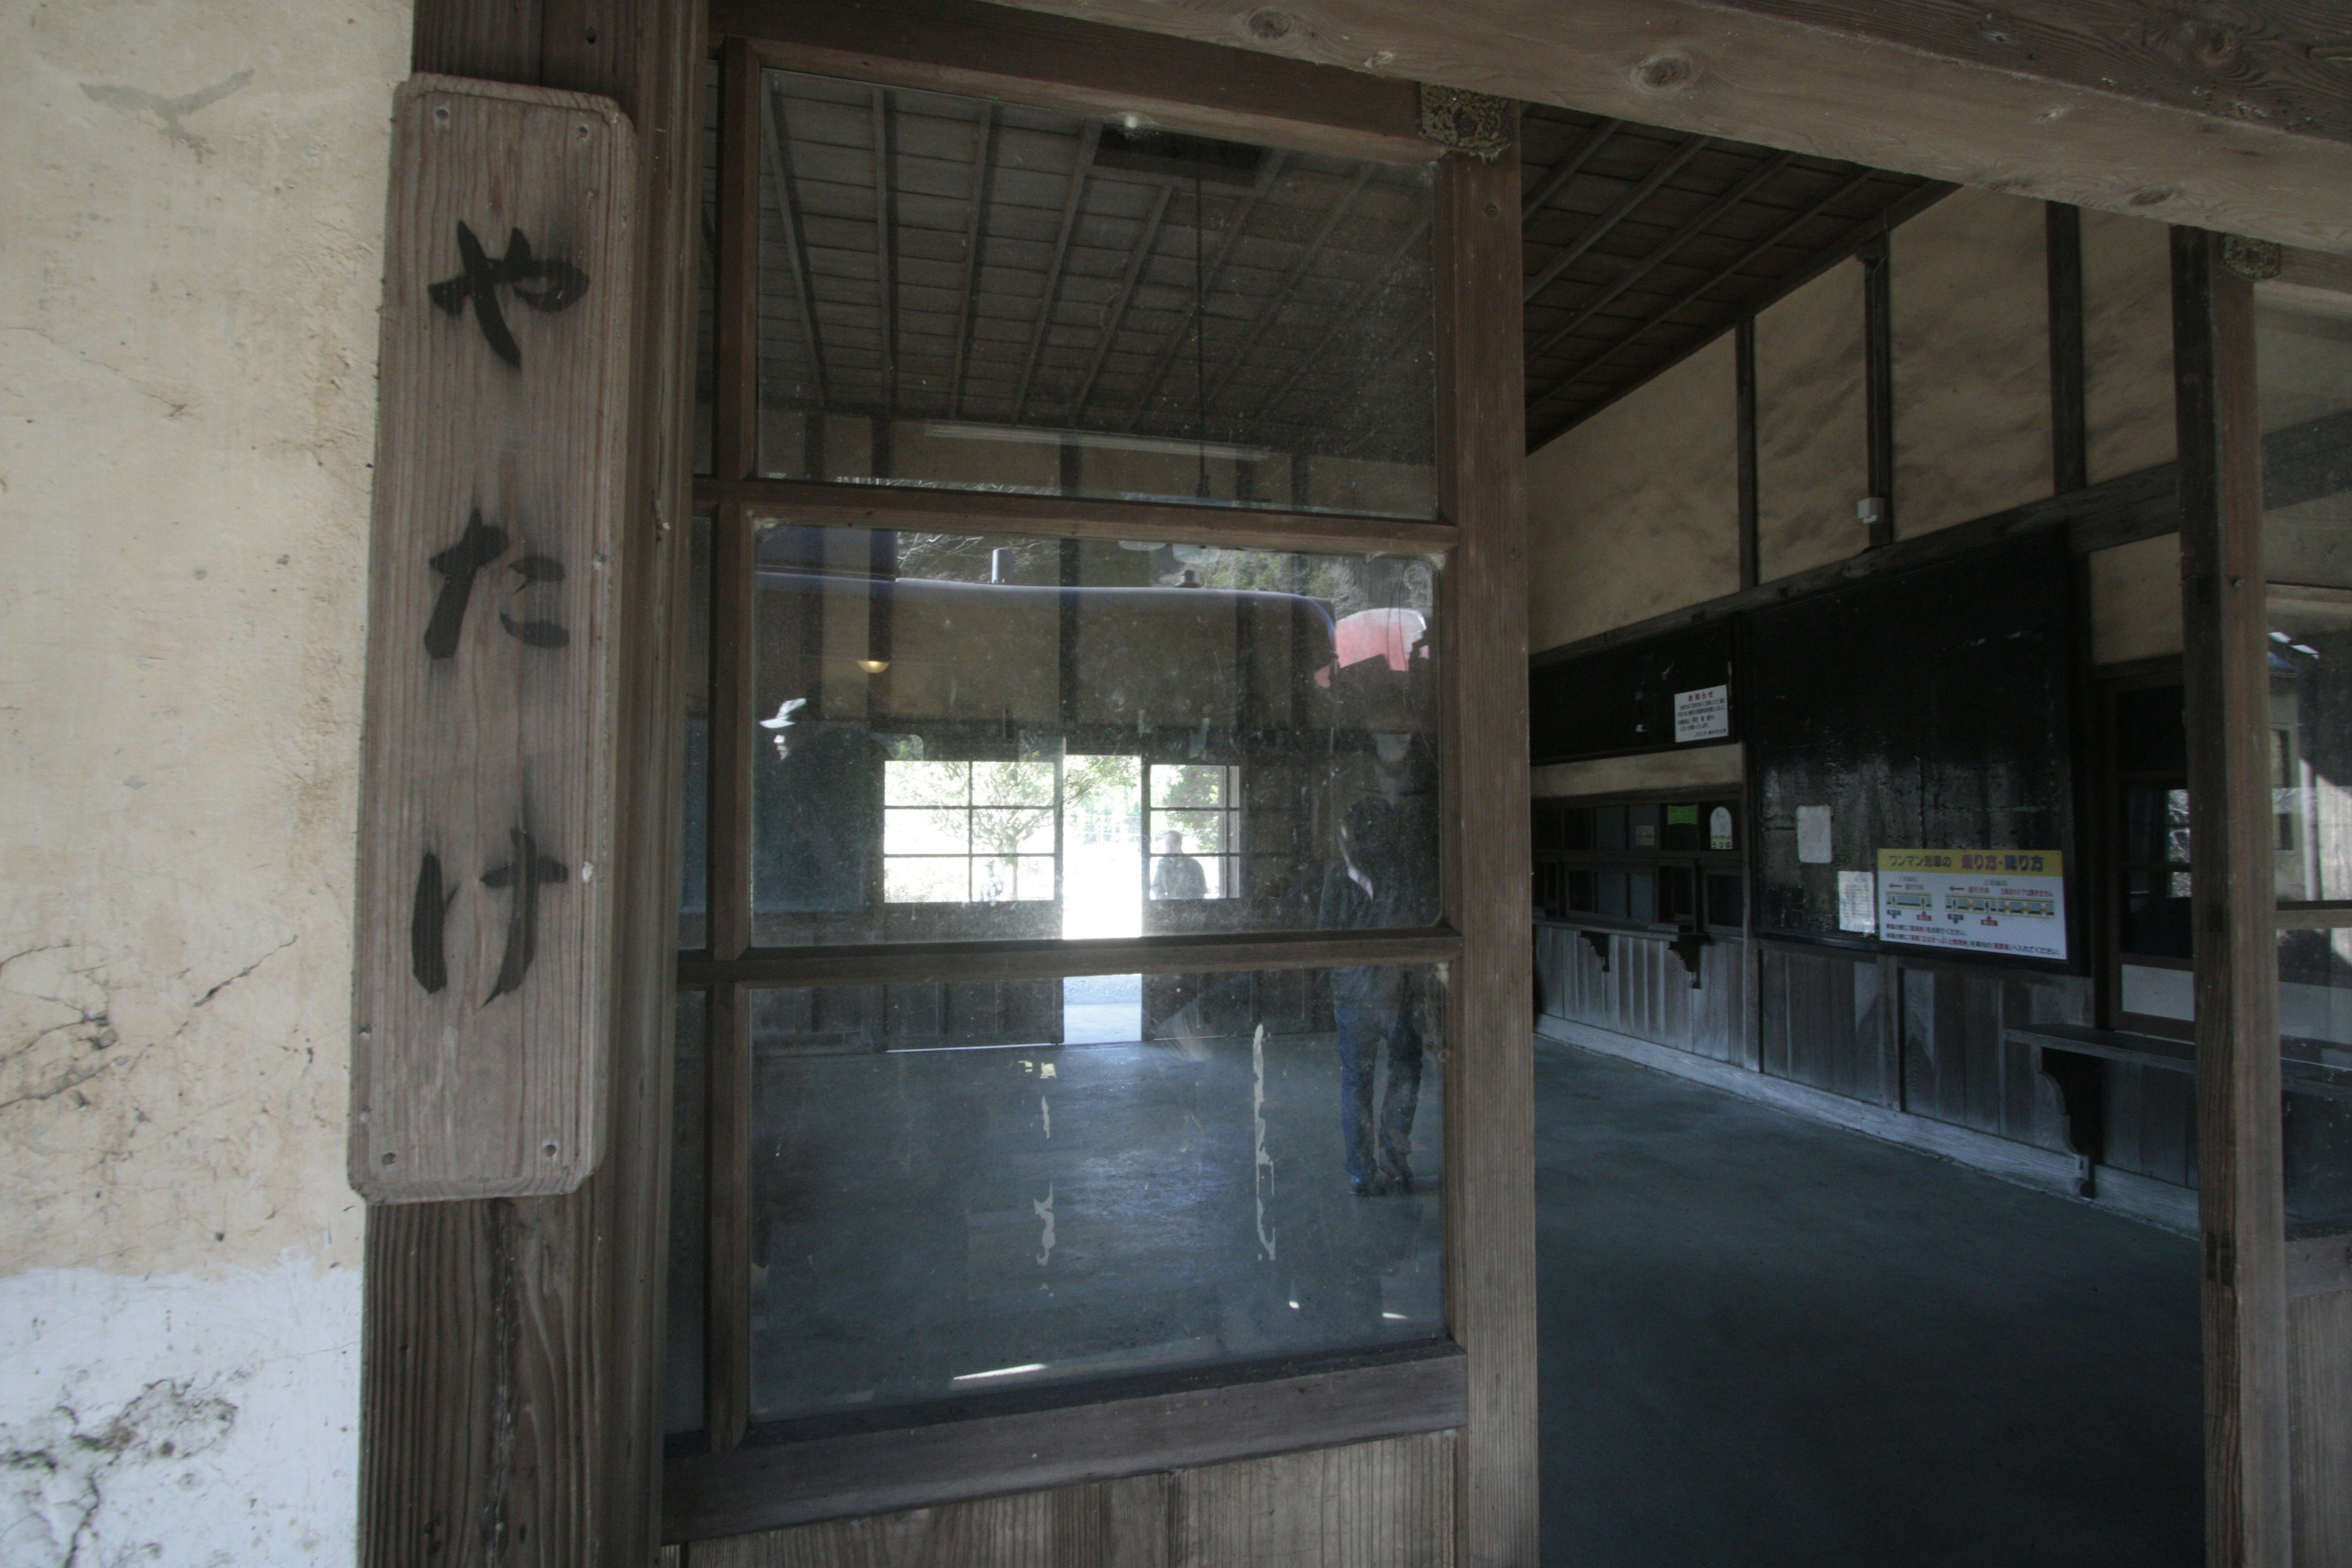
(2255, 274, 2352, 1242)
(739, 965, 1445, 1427)
(738, 522, 1441, 947)
(707, 69, 1438, 517)
(675, 48, 1452, 1466)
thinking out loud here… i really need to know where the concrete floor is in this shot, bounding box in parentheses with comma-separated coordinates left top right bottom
(1539, 1040, 2203, 1568)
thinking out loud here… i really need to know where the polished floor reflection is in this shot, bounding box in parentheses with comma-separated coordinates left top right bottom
(1539, 1041, 2201, 1568)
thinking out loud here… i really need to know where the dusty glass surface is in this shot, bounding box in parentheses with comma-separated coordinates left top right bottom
(666, 989, 709, 1443)
(736, 965, 1445, 1426)
(743, 70, 1436, 517)
(744, 525, 1440, 946)
(2258, 280, 2352, 1239)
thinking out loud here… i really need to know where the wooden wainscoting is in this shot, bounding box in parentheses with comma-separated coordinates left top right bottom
(679, 1430, 1455, 1568)
(1532, 922, 1746, 1065)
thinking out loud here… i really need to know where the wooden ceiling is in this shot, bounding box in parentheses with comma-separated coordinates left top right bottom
(713, 72, 1945, 468)
(1518, 105, 1945, 450)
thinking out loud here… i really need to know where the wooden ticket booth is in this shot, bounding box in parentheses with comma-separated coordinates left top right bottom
(349, 2, 2351, 1564)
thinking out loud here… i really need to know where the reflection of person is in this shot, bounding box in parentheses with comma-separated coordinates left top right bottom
(1319, 797, 1428, 1197)
(1151, 829, 1208, 900)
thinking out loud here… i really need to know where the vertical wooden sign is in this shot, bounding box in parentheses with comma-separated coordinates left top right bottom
(350, 75, 636, 1201)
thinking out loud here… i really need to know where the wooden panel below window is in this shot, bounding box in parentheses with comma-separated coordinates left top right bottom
(1756, 943, 1894, 1106)
(684, 1430, 1455, 1568)
(1895, 962, 2086, 1155)
(1533, 924, 1744, 1065)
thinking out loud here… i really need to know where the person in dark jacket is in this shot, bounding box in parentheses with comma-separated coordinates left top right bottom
(1320, 794, 1434, 1196)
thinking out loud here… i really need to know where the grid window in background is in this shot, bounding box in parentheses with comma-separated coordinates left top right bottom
(883, 759, 1059, 903)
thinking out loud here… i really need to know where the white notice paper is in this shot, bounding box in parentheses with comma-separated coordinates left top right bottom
(1838, 870, 1878, 933)
(1796, 805, 1833, 864)
(1709, 806, 1733, 851)
(1673, 684, 1731, 743)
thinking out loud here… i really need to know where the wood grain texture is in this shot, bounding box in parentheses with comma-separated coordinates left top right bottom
(352, 75, 637, 1202)
(2173, 224, 2293, 1568)
(713, 41, 761, 482)
(684, 1432, 1455, 1568)
(2289, 1286, 2352, 1566)
(1434, 146, 1538, 1568)
(679, 925, 1463, 989)
(1532, 924, 1747, 1065)
(665, 1348, 1468, 1542)
(981, 0, 2352, 251)
(714, 0, 1428, 165)
(360, 0, 703, 1559)
(692, 1472, 1173, 1567)
(692, 478, 1457, 558)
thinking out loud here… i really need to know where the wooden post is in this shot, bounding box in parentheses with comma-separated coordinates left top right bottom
(2047, 203, 2087, 496)
(1860, 233, 1894, 549)
(1436, 137, 1537, 1567)
(359, 0, 701, 1561)
(2172, 224, 2292, 1568)
(1735, 315, 1758, 591)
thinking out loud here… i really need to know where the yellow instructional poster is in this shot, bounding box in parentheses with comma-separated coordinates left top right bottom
(1874, 850, 2067, 961)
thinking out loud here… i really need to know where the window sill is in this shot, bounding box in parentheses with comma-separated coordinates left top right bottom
(662, 1339, 1467, 1544)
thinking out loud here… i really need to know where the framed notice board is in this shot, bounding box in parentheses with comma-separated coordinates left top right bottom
(1743, 533, 2081, 969)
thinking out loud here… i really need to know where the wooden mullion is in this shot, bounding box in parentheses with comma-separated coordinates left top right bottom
(677, 924, 1464, 989)
(704, 981, 753, 1454)
(2172, 223, 2292, 1568)
(709, 501, 757, 960)
(1861, 228, 1895, 548)
(694, 475, 1455, 556)
(1735, 315, 1758, 590)
(714, 37, 761, 480)
(2048, 202, 2089, 494)
(1434, 136, 1537, 1566)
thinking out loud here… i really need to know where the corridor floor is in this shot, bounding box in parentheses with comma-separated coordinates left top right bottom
(1538, 1040, 2203, 1568)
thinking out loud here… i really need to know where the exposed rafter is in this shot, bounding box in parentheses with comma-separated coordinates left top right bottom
(1521, 134, 1712, 305)
(1010, 121, 1103, 425)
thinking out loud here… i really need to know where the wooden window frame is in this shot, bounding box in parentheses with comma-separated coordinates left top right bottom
(665, 0, 1528, 1545)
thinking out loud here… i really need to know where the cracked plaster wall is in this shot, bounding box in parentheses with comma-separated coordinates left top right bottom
(2, 1, 409, 1561)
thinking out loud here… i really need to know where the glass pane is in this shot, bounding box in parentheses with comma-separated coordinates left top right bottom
(680, 516, 712, 951)
(666, 990, 709, 1444)
(2258, 277, 2352, 1243)
(746, 525, 1439, 944)
(748, 70, 1436, 518)
(740, 965, 1446, 1425)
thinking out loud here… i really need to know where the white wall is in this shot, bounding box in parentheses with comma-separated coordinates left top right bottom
(0, 2, 405, 1562)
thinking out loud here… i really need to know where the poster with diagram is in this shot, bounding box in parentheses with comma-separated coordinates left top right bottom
(1875, 850, 2067, 960)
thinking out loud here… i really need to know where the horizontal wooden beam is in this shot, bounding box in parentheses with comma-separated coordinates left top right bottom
(715, 0, 1434, 164)
(692, 476, 1458, 555)
(679, 924, 1464, 989)
(1531, 461, 2177, 666)
(663, 1341, 1468, 1542)
(982, 0, 2352, 252)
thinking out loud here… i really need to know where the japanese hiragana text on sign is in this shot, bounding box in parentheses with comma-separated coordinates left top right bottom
(1874, 849, 2068, 960)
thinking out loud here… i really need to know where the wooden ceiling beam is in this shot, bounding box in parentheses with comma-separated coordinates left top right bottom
(1520, 133, 1711, 304)
(981, 0, 2352, 251)
(1519, 118, 1620, 222)
(1009, 121, 1103, 424)
(1522, 165, 1882, 432)
(1199, 165, 1376, 415)
(946, 104, 995, 421)
(760, 73, 829, 412)
(1120, 152, 1290, 434)
(1523, 147, 1799, 371)
(1070, 181, 1178, 423)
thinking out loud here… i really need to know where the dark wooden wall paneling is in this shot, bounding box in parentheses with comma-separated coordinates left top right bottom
(1757, 943, 1895, 1107)
(1895, 962, 2085, 1155)
(1533, 925, 1745, 1064)
(2102, 1060, 2201, 1191)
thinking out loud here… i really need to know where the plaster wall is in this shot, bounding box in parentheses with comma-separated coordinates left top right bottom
(1526, 335, 1738, 653)
(1, 2, 406, 1561)
(1754, 260, 1870, 581)
(1890, 187, 2052, 536)
(2082, 208, 2176, 483)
